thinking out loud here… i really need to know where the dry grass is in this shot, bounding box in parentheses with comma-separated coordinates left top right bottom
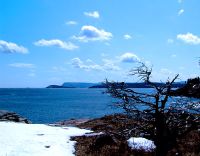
(68, 114, 200, 156)
(167, 130, 200, 156)
(72, 134, 155, 156)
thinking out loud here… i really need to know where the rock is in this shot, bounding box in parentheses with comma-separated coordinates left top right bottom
(92, 123, 107, 131)
(55, 119, 89, 126)
(0, 110, 31, 124)
(92, 134, 117, 150)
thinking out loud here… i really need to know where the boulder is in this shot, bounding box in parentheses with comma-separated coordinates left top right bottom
(91, 134, 117, 150)
(0, 110, 31, 124)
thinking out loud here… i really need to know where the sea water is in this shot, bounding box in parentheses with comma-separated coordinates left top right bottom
(0, 88, 189, 123)
(0, 88, 121, 123)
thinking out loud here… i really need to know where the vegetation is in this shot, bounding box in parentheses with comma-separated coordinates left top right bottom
(170, 77, 200, 98)
(106, 63, 200, 156)
(72, 114, 200, 156)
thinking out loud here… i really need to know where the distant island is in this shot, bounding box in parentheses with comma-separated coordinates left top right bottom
(46, 85, 75, 88)
(46, 82, 100, 88)
(47, 78, 200, 98)
(46, 82, 186, 89)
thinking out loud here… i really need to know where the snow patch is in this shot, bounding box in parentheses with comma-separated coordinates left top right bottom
(127, 137, 156, 152)
(0, 122, 92, 156)
(83, 132, 104, 137)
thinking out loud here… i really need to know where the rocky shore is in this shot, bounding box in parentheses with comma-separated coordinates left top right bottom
(0, 110, 31, 124)
(1, 110, 199, 156)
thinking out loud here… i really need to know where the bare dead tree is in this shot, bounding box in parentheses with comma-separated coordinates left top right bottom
(106, 62, 200, 156)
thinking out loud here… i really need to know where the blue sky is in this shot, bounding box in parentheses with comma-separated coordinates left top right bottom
(0, 0, 200, 88)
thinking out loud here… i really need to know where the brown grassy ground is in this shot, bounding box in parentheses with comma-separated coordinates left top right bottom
(66, 114, 200, 156)
(167, 130, 200, 156)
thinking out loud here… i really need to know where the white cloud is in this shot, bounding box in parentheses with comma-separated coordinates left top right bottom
(34, 39, 78, 50)
(124, 34, 132, 40)
(167, 39, 174, 44)
(86, 59, 93, 63)
(178, 9, 184, 16)
(102, 59, 121, 71)
(66, 21, 78, 25)
(9, 63, 35, 68)
(84, 11, 100, 18)
(73, 25, 112, 42)
(177, 33, 200, 45)
(71, 58, 120, 71)
(71, 58, 103, 71)
(71, 58, 84, 68)
(120, 52, 140, 63)
(0, 40, 28, 54)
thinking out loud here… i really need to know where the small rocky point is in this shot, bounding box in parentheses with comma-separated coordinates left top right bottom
(170, 77, 200, 98)
(0, 110, 31, 124)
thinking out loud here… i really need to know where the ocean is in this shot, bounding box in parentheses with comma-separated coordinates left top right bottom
(0, 88, 122, 123)
(0, 88, 187, 124)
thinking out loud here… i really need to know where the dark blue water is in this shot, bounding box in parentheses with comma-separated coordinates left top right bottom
(0, 88, 122, 123)
(1, 88, 192, 124)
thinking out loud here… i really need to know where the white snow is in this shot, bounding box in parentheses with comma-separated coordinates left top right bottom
(83, 132, 104, 137)
(0, 122, 92, 156)
(127, 137, 156, 152)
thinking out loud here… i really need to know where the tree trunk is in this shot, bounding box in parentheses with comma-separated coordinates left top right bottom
(155, 113, 168, 156)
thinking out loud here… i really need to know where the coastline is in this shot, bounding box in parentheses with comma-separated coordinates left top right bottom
(1, 110, 200, 156)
